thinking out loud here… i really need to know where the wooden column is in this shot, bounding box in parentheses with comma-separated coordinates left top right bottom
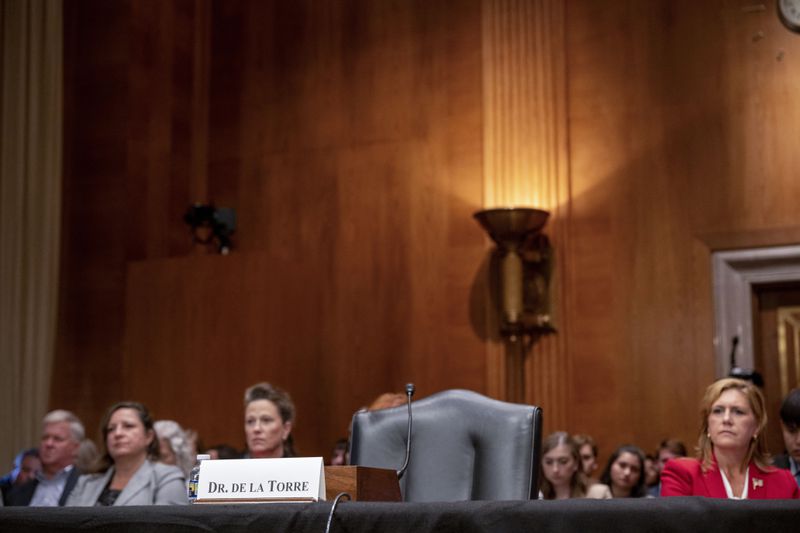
(481, 0, 569, 429)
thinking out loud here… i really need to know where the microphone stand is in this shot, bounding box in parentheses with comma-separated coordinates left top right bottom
(396, 383, 415, 480)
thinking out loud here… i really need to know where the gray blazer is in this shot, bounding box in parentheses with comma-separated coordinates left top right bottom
(66, 461, 188, 506)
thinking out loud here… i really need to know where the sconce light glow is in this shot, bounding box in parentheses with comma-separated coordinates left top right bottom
(474, 207, 554, 339)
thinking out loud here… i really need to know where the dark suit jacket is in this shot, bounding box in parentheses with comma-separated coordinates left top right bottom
(773, 453, 791, 470)
(4, 467, 81, 506)
(661, 457, 799, 499)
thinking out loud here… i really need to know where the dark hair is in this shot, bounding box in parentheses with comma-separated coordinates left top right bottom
(243, 382, 297, 457)
(21, 448, 39, 460)
(539, 432, 588, 499)
(658, 438, 687, 458)
(205, 444, 242, 460)
(572, 434, 598, 457)
(780, 388, 800, 429)
(92, 401, 159, 473)
(599, 445, 647, 498)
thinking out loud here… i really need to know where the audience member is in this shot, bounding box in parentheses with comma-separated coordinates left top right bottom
(368, 392, 406, 411)
(204, 444, 242, 460)
(773, 388, 800, 488)
(75, 439, 99, 473)
(244, 382, 296, 458)
(0, 450, 27, 491)
(592, 445, 647, 498)
(329, 438, 349, 466)
(539, 432, 602, 499)
(661, 378, 799, 499)
(572, 434, 599, 481)
(644, 454, 659, 489)
(5, 410, 84, 506)
(66, 402, 188, 506)
(648, 438, 687, 496)
(1, 448, 40, 504)
(154, 420, 195, 477)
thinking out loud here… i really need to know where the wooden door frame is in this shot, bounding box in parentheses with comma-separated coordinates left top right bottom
(712, 244, 800, 378)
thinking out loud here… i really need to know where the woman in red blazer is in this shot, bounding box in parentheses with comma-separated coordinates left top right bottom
(662, 378, 799, 499)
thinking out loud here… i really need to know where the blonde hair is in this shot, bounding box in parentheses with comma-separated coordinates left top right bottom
(697, 378, 770, 472)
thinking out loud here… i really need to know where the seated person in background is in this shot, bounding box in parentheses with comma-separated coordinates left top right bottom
(75, 439, 99, 473)
(204, 444, 242, 460)
(1, 449, 40, 504)
(773, 388, 800, 488)
(591, 445, 647, 498)
(648, 438, 687, 496)
(661, 378, 799, 499)
(6, 410, 84, 506)
(329, 438, 349, 466)
(368, 392, 406, 411)
(572, 434, 599, 483)
(66, 402, 188, 506)
(540, 432, 608, 499)
(244, 382, 296, 458)
(644, 454, 659, 492)
(154, 420, 195, 477)
(14, 449, 41, 487)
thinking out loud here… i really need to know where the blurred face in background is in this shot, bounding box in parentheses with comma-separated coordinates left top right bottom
(610, 452, 642, 496)
(657, 448, 680, 473)
(16, 455, 41, 485)
(106, 408, 154, 463)
(781, 422, 800, 463)
(158, 438, 177, 465)
(579, 443, 598, 476)
(542, 444, 579, 493)
(40, 422, 79, 474)
(644, 456, 658, 486)
(245, 399, 291, 458)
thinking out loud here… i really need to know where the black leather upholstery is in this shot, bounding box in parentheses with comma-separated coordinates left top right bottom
(349, 389, 542, 502)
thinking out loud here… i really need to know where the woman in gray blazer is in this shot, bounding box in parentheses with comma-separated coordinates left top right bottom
(66, 402, 188, 506)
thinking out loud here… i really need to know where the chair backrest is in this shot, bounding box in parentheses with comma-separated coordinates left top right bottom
(349, 389, 542, 502)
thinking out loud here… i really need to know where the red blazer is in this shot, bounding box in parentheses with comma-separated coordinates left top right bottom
(661, 457, 799, 499)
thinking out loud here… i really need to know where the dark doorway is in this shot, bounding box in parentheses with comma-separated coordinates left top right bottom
(753, 282, 800, 456)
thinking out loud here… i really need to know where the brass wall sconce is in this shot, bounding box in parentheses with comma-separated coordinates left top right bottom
(474, 207, 555, 341)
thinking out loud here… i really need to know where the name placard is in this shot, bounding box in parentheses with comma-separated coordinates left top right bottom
(196, 457, 326, 503)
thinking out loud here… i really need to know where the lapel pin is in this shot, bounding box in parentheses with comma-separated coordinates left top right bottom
(752, 478, 763, 489)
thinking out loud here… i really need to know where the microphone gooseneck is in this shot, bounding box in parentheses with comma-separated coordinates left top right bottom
(729, 335, 739, 369)
(396, 383, 415, 480)
(323, 492, 351, 533)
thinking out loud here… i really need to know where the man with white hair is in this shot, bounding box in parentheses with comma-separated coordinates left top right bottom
(6, 410, 84, 506)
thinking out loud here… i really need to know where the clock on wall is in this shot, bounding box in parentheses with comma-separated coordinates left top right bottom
(779, 0, 800, 32)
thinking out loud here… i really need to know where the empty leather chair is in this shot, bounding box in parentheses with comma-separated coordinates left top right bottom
(349, 389, 542, 502)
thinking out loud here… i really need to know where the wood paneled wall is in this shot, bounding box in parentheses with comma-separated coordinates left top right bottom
(52, 0, 800, 466)
(564, 0, 800, 459)
(56, 0, 486, 457)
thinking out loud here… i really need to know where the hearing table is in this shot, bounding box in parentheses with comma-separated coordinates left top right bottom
(1, 497, 799, 533)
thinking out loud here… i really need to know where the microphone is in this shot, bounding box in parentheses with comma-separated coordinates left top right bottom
(323, 492, 351, 533)
(396, 383, 415, 480)
(729, 335, 739, 369)
(728, 335, 765, 387)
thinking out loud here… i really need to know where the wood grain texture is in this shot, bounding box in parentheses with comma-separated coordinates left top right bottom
(56, 0, 485, 457)
(52, 0, 800, 470)
(564, 0, 800, 462)
(324, 466, 401, 502)
(481, 0, 570, 430)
